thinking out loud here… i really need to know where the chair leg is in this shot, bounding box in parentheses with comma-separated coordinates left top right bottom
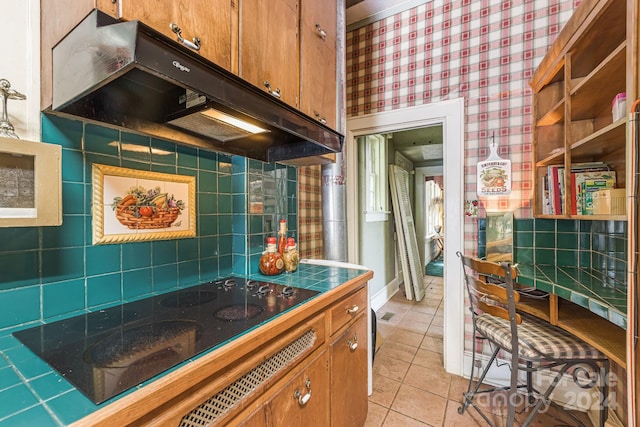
(459, 342, 500, 417)
(526, 361, 534, 405)
(505, 354, 518, 427)
(520, 364, 572, 427)
(599, 360, 610, 427)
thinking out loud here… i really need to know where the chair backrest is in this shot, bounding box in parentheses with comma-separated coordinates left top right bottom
(457, 251, 520, 325)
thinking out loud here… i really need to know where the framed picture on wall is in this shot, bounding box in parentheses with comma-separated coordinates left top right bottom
(92, 164, 196, 244)
(0, 137, 62, 227)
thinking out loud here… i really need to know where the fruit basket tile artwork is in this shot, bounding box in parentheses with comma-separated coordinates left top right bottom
(92, 164, 196, 244)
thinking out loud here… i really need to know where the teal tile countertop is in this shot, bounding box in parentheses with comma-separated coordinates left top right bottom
(515, 263, 627, 329)
(0, 264, 369, 426)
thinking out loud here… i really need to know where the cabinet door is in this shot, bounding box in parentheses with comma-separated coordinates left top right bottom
(107, 0, 233, 70)
(300, 1, 337, 129)
(266, 351, 329, 427)
(240, 0, 299, 107)
(330, 314, 368, 427)
(235, 407, 267, 427)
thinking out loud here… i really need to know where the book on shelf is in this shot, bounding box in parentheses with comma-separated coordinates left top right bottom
(541, 174, 551, 215)
(557, 167, 565, 214)
(546, 164, 563, 215)
(571, 165, 615, 215)
(543, 162, 615, 216)
(580, 174, 616, 215)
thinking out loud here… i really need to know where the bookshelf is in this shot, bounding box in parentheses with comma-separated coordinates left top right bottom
(530, 0, 628, 220)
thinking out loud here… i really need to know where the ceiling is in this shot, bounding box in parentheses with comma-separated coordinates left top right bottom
(390, 125, 443, 167)
(346, 0, 429, 28)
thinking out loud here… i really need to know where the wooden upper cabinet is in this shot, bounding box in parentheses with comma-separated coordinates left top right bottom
(300, 0, 338, 130)
(239, 0, 300, 108)
(97, 0, 234, 70)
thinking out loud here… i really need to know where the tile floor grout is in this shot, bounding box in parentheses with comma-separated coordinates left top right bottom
(365, 275, 594, 427)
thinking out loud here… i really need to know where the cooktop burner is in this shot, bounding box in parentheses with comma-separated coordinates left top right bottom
(13, 277, 319, 404)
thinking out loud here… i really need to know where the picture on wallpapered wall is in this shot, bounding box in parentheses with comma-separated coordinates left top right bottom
(92, 164, 196, 244)
(476, 135, 511, 197)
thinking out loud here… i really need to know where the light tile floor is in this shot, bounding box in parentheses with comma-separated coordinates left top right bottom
(365, 275, 594, 427)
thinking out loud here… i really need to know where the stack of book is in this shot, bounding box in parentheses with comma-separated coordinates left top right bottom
(541, 162, 616, 215)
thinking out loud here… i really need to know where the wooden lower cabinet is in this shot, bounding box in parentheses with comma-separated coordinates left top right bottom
(266, 350, 330, 426)
(235, 407, 267, 427)
(330, 314, 368, 427)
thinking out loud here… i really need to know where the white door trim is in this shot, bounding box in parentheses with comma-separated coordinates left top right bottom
(345, 98, 465, 376)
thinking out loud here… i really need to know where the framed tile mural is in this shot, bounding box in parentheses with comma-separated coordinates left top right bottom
(92, 164, 196, 244)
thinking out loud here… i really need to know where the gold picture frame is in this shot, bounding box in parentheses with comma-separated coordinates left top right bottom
(92, 164, 196, 245)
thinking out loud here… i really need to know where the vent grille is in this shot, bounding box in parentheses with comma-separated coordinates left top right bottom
(179, 329, 317, 427)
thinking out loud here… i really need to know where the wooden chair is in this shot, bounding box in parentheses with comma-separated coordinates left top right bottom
(457, 252, 609, 427)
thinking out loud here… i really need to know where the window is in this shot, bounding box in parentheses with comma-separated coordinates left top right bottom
(425, 178, 443, 237)
(363, 134, 389, 222)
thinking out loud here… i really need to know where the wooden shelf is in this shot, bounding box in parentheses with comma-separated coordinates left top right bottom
(517, 291, 626, 368)
(537, 99, 565, 126)
(532, 0, 629, 221)
(516, 297, 551, 322)
(535, 150, 564, 168)
(570, 42, 627, 122)
(557, 302, 626, 368)
(570, 118, 626, 157)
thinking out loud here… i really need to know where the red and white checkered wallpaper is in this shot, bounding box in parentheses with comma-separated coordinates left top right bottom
(346, 0, 579, 253)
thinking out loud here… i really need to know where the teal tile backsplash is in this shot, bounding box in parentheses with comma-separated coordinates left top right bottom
(512, 218, 627, 274)
(0, 114, 298, 331)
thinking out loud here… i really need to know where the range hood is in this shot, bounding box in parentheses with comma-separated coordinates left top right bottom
(51, 10, 343, 163)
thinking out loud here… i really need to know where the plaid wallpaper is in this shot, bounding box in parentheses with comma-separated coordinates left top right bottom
(298, 165, 324, 258)
(345, 4, 628, 421)
(346, 0, 579, 254)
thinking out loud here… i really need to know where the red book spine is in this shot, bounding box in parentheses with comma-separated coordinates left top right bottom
(570, 172, 577, 215)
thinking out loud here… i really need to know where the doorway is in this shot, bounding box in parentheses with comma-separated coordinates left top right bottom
(345, 98, 465, 376)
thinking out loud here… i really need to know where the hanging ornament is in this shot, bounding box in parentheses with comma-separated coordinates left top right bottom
(476, 133, 511, 196)
(0, 79, 26, 139)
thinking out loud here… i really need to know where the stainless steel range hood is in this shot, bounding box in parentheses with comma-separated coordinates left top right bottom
(51, 10, 343, 163)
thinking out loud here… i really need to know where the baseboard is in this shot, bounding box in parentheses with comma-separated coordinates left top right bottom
(370, 277, 400, 311)
(462, 351, 603, 413)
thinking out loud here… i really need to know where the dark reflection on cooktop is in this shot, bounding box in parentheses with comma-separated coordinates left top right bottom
(160, 290, 218, 308)
(13, 277, 319, 404)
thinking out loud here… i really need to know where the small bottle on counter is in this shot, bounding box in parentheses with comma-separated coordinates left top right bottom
(260, 237, 284, 275)
(277, 219, 287, 254)
(282, 237, 299, 273)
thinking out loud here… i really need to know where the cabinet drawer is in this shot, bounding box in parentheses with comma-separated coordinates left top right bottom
(329, 287, 367, 335)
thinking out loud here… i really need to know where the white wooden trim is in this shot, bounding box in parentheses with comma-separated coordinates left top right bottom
(369, 278, 401, 312)
(346, 98, 466, 376)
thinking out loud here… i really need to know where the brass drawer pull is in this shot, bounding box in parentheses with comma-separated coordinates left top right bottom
(314, 111, 327, 125)
(169, 23, 201, 52)
(348, 334, 358, 351)
(293, 378, 312, 405)
(315, 23, 327, 40)
(264, 81, 281, 99)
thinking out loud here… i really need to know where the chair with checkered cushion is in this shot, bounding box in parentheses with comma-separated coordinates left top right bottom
(457, 252, 609, 427)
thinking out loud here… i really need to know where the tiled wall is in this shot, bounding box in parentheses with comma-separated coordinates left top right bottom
(477, 218, 628, 284)
(0, 114, 297, 331)
(346, 0, 579, 253)
(513, 219, 627, 279)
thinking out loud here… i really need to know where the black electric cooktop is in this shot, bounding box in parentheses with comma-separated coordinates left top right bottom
(13, 277, 319, 404)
